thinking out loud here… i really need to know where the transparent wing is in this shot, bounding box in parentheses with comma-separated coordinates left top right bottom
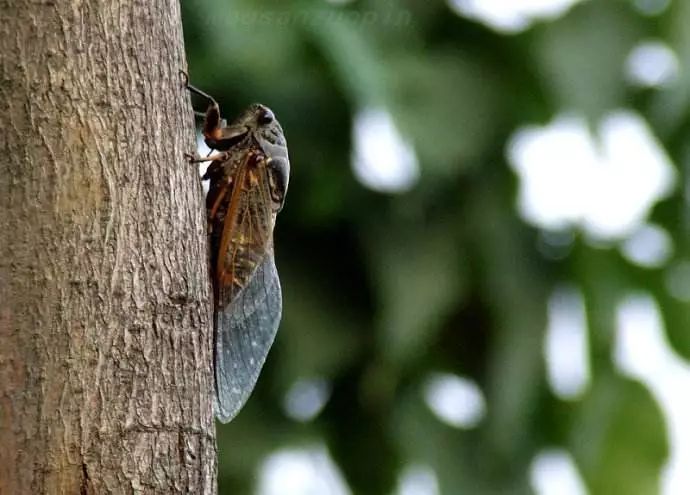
(214, 251, 282, 422)
(209, 153, 283, 423)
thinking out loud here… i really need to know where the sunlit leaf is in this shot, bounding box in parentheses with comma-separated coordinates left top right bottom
(571, 373, 668, 495)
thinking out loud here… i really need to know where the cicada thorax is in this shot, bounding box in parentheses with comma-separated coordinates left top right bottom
(206, 145, 276, 308)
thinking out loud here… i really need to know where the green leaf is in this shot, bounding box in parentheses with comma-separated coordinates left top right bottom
(384, 52, 503, 173)
(571, 373, 668, 495)
(365, 219, 466, 365)
(534, 1, 642, 120)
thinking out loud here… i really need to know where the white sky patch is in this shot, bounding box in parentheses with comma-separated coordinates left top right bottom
(530, 449, 588, 495)
(665, 261, 690, 302)
(625, 41, 679, 88)
(395, 464, 440, 495)
(257, 445, 351, 495)
(614, 294, 690, 495)
(620, 223, 673, 268)
(283, 377, 331, 422)
(507, 111, 676, 242)
(352, 108, 420, 193)
(545, 286, 590, 400)
(447, 0, 584, 34)
(509, 115, 593, 230)
(423, 373, 486, 429)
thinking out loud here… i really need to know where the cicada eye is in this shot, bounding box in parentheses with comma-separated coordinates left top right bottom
(258, 108, 275, 126)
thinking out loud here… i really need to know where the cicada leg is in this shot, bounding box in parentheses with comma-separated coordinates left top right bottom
(208, 176, 233, 223)
(185, 151, 230, 164)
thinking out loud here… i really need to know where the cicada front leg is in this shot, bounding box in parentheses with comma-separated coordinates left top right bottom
(185, 151, 230, 164)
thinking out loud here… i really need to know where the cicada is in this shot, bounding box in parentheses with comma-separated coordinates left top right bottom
(183, 74, 290, 422)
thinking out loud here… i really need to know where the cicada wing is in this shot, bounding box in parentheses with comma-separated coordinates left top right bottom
(214, 250, 282, 423)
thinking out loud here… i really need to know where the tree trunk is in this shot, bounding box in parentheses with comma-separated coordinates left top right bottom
(0, 1, 216, 494)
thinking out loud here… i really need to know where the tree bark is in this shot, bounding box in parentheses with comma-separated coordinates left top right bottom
(0, 1, 216, 494)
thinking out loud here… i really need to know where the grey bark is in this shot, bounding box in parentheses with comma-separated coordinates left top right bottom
(0, 1, 216, 493)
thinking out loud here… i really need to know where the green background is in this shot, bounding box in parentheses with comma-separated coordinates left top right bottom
(181, 0, 687, 493)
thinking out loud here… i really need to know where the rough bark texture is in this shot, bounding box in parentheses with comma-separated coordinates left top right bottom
(0, 1, 216, 493)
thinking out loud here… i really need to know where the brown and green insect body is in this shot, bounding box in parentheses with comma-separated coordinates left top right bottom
(206, 149, 273, 305)
(184, 74, 290, 422)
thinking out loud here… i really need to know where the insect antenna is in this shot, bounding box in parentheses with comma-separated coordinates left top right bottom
(186, 83, 218, 106)
(180, 69, 219, 105)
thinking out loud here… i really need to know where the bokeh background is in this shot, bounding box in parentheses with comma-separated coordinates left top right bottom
(181, 0, 690, 493)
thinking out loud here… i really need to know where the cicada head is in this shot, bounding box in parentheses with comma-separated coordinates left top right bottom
(224, 104, 288, 157)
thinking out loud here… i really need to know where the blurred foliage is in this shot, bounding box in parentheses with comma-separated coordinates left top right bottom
(180, 0, 687, 493)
